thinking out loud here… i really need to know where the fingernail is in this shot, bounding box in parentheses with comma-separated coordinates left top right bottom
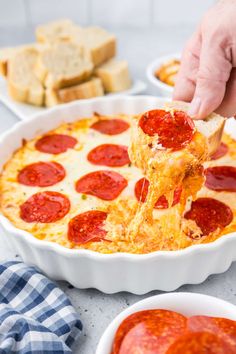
(189, 97, 201, 117)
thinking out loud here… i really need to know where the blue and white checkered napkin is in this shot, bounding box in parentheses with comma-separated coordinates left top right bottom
(0, 261, 82, 353)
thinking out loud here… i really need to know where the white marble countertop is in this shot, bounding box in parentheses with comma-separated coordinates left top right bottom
(1, 26, 236, 354)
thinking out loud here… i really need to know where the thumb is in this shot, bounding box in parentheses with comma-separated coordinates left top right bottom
(189, 40, 232, 119)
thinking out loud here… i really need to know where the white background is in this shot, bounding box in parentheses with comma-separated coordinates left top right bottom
(0, 0, 215, 28)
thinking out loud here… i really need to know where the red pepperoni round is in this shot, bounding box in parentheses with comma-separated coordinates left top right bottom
(35, 134, 77, 154)
(188, 316, 236, 347)
(139, 110, 195, 150)
(139, 109, 168, 137)
(75, 170, 127, 201)
(211, 142, 229, 160)
(135, 177, 181, 209)
(68, 210, 107, 244)
(184, 197, 233, 236)
(87, 144, 130, 167)
(205, 166, 236, 192)
(20, 191, 70, 223)
(91, 119, 130, 135)
(112, 310, 187, 354)
(167, 332, 234, 354)
(17, 161, 65, 187)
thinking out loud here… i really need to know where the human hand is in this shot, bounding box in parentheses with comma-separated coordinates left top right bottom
(173, 0, 236, 119)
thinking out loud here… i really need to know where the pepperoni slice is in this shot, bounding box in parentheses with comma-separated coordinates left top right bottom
(139, 110, 195, 150)
(184, 197, 233, 236)
(87, 144, 130, 167)
(91, 119, 130, 135)
(135, 177, 181, 209)
(68, 210, 107, 244)
(188, 316, 236, 348)
(20, 191, 70, 223)
(17, 161, 65, 187)
(205, 166, 236, 192)
(167, 332, 234, 354)
(211, 142, 229, 160)
(139, 109, 169, 137)
(35, 134, 77, 154)
(112, 310, 187, 354)
(75, 170, 127, 201)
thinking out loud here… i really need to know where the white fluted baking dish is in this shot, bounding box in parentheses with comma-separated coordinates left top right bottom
(0, 96, 235, 294)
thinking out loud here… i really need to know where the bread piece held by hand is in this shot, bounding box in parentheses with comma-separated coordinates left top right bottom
(165, 101, 225, 156)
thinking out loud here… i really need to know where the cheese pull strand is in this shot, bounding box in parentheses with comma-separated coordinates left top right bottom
(128, 113, 208, 240)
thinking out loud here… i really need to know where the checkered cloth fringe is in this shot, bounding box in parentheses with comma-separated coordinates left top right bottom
(0, 261, 82, 353)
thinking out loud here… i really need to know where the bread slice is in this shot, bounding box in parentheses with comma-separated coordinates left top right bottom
(164, 101, 226, 156)
(35, 42, 94, 89)
(36, 19, 78, 44)
(8, 47, 44, 106)
(95, 58, 131, 93)
(0, 47, 17, 77)
(0, 43, 47, 77)
(45, 77, 104, 107)
(74, 26, 116, 67)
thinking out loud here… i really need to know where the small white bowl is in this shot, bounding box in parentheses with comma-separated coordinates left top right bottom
(96, 292, 236, 354)
(146, 53, 180, 97)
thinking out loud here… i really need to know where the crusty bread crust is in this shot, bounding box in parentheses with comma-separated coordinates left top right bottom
(8, 81, 44, 106)
(45, 77, 104, 107)
(0, 61, 7, 77)
(0, 47, 15, 76)
(165, 101, 225, 156)
(57, 77, 104, 102)
(44, 88, 58, 107)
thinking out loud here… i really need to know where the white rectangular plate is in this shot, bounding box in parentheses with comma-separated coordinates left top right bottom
(0, 77, 147, 121)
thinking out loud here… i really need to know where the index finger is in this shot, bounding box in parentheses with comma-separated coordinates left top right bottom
(173, 30, 201, 102)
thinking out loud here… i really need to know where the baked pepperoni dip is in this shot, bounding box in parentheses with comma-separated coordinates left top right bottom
(112, 309, 236, 353)
(0, 107, 235, 254)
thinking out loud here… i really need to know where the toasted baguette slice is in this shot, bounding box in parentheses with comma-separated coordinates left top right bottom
(74, 26, 116, 67)
(165, 101, 225, 155)
(36, 19, 78, 44)
(95, 58, 131, 93)
(35, 42, 93, 89)
(0, 43, 47, 77)
(45, 77, 104, 107)
(8, 48, 44, 106)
